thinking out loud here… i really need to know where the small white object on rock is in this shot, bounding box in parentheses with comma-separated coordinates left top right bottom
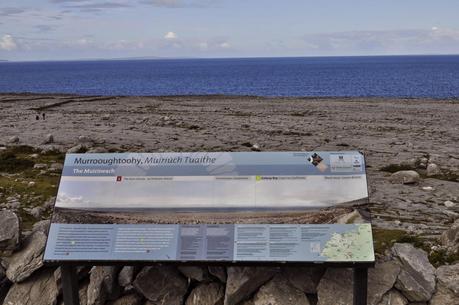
(27, 181, 36, 187)
(251, 144, 261, 151)
(421, 186, 433, 191)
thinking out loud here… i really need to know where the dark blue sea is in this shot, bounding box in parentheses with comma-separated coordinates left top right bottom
(0, 55, 458, 98)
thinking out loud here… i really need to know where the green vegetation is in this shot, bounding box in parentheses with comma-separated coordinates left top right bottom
(428, 249, 459, 267)
(373, 228, 459, 267)
(0, 145, 63, 229)
(373, 228, 412, 254)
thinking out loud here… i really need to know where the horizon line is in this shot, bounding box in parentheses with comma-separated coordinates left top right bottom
(2, 53, 459, 63)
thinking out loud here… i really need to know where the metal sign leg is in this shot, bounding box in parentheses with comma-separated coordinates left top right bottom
(353, 267, 368, 305)
(61, 265, 80, 305)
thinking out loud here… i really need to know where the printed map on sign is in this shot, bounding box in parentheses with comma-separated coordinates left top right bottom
(44, 151, 374, 263)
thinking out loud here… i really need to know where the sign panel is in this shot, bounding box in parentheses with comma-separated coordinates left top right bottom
(44, 151, 374, 263)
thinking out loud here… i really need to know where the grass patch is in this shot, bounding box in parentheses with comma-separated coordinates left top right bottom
(0, 152, 35, 173)
(373, 228, 411, 254)
(429, 249, 459, 267)
(373, 228, 458, 266)
(0, 145, 63, 229)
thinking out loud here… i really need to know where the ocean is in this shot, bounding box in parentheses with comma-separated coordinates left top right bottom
(0, 55, 458, 98)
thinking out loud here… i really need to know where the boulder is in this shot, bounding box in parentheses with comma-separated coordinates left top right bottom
(281, 266, 325, 294)
(178, 266, 209, 282)
(29, 206, 44, 219)
(33, 163, 47, 169)
(253, 275, 310, 305)
(67, 144, 85, 154)
(107, 293, 143, 305)
(6, 231, 46, 283)
(317, 261, 400, 305)
(377, 289, 407, 305)
(392, 243, 435, 302)
(133, 266, 188, 305)
(32, 220, 50, 235)
(43, 197, 56, 209)
(0, 210, 21, 255)
(43, 134, 54, 144)
(7, 136, 19, 144)
(186, 282, 225, 305)
(224, 267, 278, 305)
(3, 269, 58, 305)
(435, 263, 459, 295)
(118, 266, 136, 288)
(430, 285, 458, 305)
(208, 266, 227, 283)
(389, 171, 420, 184)
(87, 266, 121, 305)
(78, 135, 93, 143)
(444, 200, 457, 209)
(440, 219, 459, 254)
(49, 163, 63, 171)
(426, 163, 440, 176)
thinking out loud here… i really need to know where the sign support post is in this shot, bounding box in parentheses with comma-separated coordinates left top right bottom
(61, 265, 80, 305)
(353, 266, 368, 305)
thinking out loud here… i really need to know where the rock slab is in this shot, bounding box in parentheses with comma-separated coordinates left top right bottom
(253, 275, 310, 305)
(440, 219, 459, 254)
(317, 261, 400, 305)
(6, 231, 46, 283)
(87, 266, 120, 305)
(133, 266, 188, 305)
(186, 282, 225, 305)
(3, 269, 58, 305)
(0, 210, 21, 255)
(392, 243, 436, 302)
(224, 267, 278, 305)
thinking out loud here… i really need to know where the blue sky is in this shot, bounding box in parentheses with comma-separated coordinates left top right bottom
(1, 0, 459, 61)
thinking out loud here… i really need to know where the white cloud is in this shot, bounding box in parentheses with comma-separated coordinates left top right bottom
(301, 28, 459, 55)
(164, 31, 177, 40)
(219, 42, 230, 49)
(198, 42, 208, 50)
(145, 0, 216, 8)
(0, 34, 17, 51)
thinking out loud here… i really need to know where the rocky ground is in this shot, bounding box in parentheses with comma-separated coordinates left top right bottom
(0, 93, 458, 305)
